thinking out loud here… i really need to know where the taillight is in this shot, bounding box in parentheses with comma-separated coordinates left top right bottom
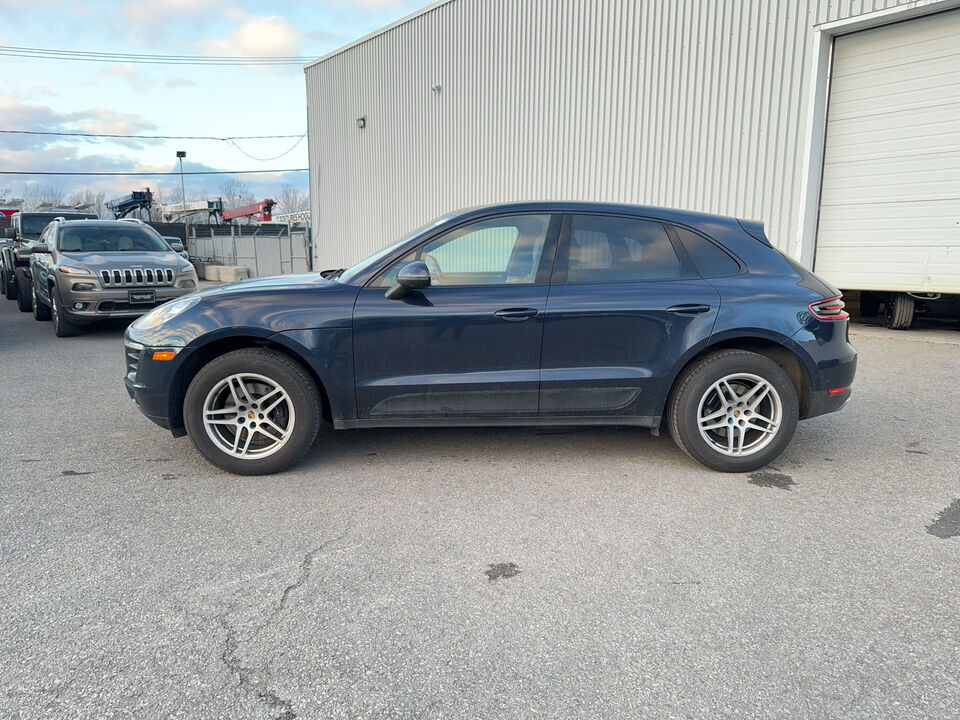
(808, 295, 849, 321)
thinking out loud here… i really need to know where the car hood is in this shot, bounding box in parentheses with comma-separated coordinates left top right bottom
(126, 272, 360, 347)
(62, 251, 185, 269)
(195, 271, 331, 296)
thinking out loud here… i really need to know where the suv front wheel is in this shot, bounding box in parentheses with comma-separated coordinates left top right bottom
(183, 349, 323, 475)
(50, 284, 82, 337)
(668, 350, 799, 473)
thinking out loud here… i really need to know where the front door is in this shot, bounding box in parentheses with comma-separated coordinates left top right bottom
(353, 213, 559, 419)
(539, 213, 720, 419)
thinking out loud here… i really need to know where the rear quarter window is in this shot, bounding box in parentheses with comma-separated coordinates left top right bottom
(673, 226, 741, 278)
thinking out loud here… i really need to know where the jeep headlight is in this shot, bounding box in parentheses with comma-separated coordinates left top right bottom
(57, 265, 92, 275)
(131, 294, 201, 331)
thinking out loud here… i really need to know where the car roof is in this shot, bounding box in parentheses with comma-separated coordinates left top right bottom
(57, 219, 151, 227)
(446, 201, 743, 229)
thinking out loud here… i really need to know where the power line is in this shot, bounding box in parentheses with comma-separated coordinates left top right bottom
(226, 134, 307, 162)
(0, 169, 308, 177)
(0, 45, 313, 65)
(0, 129, 305, 141)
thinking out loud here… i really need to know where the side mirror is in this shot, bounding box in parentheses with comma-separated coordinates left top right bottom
(171, 242, 185, 252)
(385, 260, 431, 300)
(4, 228, 16, 239)
(30, 243, 50, 253)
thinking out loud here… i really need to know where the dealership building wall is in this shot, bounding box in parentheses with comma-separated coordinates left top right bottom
(305, 0, 959, 276)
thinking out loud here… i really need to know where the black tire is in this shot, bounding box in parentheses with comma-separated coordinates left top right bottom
(668, 350, 799, 473)
(885, 292, 914, 330)
(859, 291, 881, 318)
(15, 269, 33, 312)
(3, 267, 16, 300)
(31, 281, 51, 321)
(50, 284, 82, 337)
(0, 267, 7, 298)
(183, 348, 323, 475)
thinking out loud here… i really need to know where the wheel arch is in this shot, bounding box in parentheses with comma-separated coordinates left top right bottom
(168, 331, 334, 434)
(665, 332, 815, 420)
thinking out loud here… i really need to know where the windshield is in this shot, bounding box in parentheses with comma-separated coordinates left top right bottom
(20, 214, 62, 237)
(58, 225, 171, 253)
(337, 216, 451, 285)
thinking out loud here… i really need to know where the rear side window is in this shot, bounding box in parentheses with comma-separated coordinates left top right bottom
(559, 215, 680, 284)
(673, 226, 741, 277)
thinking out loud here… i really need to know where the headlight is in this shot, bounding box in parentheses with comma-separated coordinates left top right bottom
(58, 265, 92, 275)
(131, 294, 201, 331)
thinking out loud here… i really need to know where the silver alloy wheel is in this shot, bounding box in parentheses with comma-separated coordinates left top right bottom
(696, 372, 782, 457)
(202, 372, 296, 459)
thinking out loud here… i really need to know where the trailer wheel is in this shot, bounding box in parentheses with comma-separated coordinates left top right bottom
(885, 292, 914, 330)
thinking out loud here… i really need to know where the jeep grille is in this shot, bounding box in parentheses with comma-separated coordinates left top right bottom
(100, 268, 175, 287)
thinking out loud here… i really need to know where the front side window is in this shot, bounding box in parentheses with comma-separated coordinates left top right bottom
(373, 214, 552, 287)
(559, 215, 680, 284)
(57, 225, 170, 253)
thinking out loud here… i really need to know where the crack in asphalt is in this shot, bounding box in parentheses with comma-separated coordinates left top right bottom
(220, 617, 296, 720)
(218, 521, 354, 719)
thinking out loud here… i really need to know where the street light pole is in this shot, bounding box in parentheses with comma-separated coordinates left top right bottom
(176, 150, 187, 210)
(176, 151, 187, 254)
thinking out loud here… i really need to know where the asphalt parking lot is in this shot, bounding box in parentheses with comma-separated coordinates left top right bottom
(1, 293, 958, 720)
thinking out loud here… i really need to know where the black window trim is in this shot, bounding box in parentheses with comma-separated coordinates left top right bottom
(550, 212, 699, 286)
(665, 222, 747, 278)
(363, 211, 563, 291)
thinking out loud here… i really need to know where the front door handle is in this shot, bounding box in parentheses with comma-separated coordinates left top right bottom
(666, 304, 712, 315)
(494, 307, 539, 321)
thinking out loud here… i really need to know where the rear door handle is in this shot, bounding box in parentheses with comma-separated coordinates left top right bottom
(494, 307, 539, 321)
(666, 304, 712, 315)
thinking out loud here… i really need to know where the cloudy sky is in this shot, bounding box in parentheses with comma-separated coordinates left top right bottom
(0, 0, 431, 207)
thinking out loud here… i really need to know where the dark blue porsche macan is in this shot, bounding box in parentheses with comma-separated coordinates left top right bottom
(124, 202, 856, 475)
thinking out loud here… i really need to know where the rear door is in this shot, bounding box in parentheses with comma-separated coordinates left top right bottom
(539, 213, 720, 419)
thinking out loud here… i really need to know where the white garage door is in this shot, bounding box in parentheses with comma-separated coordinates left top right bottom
(815, 9, 960, 293)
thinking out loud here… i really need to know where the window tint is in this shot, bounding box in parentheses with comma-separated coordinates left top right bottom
(673, 226, 741, 277)
(374, 214, 551, 287)
(561, 215, 680, 283)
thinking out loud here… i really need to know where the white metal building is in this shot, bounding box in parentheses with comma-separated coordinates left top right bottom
(305, 0, 960, 297)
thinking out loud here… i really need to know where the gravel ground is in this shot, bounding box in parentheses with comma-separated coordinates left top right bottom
(1, 294, 958, 720)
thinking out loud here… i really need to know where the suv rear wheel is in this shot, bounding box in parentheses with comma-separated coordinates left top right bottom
(31, 281, 51, 321)
(183, 349, 323, 475)
(15, 269, 33, 312)
(3, 267, 16, 300)
(668, 350, 799, 473)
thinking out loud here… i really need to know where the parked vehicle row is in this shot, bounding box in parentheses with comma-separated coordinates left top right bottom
(1, 216, 199, 337)
(123, 201, 857, 477)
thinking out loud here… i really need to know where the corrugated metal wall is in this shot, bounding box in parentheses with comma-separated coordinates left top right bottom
(306, 0, 924, 269)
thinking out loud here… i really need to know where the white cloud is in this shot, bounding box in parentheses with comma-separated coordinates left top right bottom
(122, 0, 219, 25)
(200, 13, 302, 61)
(165, 75, 197, 88)
(89, 64, 152, 93)
(0, 94, 157, 152)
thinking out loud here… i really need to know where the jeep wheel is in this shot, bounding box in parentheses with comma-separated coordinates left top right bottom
(5, 267, 18, 300)
(50, 284, 82, 337)
(668, 350, 799, 473)
(15, 269, 33, 312)
(32, 281, 51, 321)
(183, 349, 323, 475)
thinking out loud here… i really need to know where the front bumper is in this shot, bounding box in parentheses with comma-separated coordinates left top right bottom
(61, 280, 196, 322)
(124, 338, 193, 435)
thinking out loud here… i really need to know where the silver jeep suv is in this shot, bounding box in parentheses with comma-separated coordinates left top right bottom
(29, 218, 199, 337)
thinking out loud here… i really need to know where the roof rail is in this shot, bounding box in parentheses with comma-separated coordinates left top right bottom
(117, 217, 146, 224)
